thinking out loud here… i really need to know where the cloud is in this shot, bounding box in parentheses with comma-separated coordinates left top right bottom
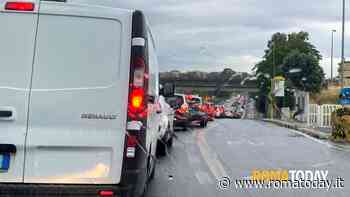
(114, 0, 348, 76)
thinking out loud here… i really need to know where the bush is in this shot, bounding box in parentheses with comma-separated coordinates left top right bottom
(331, 107, 350, 142)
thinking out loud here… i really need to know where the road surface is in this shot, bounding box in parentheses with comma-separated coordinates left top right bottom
(145, 119, 350, 197)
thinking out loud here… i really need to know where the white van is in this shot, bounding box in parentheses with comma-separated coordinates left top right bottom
(0, 1, 172, 196)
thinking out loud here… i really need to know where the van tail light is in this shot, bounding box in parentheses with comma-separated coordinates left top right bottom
(5, 2, 35, 11)
(127, 38, 148, 121)
(127, 58, 148, 120)
(126, 135, 137, 158)
(125, 11, 148, 161)
(130, 88, 144, 111)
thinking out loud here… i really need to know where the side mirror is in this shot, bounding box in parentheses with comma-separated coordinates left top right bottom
(159, 84, 164, 96)
(161, 83, 175, 97)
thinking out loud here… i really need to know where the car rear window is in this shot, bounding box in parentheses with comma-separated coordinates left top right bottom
(165, 96, 184, 109)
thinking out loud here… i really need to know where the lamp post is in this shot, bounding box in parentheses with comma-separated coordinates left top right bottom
(331, 30, 336, 82)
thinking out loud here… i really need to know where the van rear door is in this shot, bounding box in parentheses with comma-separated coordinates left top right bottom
(0, 0, 39, 183)
(23, 1, 132, 184)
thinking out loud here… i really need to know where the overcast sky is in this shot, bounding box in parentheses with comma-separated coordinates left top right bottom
(114, 0, 349, 77)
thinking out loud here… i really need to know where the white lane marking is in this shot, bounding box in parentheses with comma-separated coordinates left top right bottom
(195, 171, 214, 185)
(228, 139, 264, 146)
(247, 140, 264, 146)
(196, 130, 229, 181)
(206, 121, 220, 130)
(312, 161, 334, 168)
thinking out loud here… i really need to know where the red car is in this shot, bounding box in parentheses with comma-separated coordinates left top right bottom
(215, 105, 225, 118)
(202, 103, 216, 121)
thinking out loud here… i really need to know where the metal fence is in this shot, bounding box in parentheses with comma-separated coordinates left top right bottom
(307, 104, 341, 128)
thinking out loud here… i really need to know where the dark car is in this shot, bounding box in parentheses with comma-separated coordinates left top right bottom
(186, 98, 209, 128)
(188, 107, 208, 127)
(165, 95, 191, 130)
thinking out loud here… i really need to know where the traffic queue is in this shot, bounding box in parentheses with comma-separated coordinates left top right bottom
(162, 93, 244, 131)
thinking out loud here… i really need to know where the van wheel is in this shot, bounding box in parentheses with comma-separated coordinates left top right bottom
(156, 140, 167, 157)
(149, 159, 156, 181)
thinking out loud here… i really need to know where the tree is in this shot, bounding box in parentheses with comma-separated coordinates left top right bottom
(282, 50, 325, 93)
(254, 31, 324, 113)
(214, 68, 235, 96)
(255, 31, 322, 79)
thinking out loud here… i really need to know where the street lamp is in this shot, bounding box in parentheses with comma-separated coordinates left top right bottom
(331, 29, 336, 82)
(289, 68, 302, 74)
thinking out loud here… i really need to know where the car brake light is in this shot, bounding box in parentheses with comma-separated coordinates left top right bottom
(99, 190, 114, 197)
(181, 104, 189, 113)
(5, 2, 34, 11)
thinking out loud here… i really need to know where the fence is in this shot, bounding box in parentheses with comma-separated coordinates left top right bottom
(307, 104, 341, 128)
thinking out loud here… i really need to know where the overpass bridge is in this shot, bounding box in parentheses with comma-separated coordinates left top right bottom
(161, 80, 258, 96)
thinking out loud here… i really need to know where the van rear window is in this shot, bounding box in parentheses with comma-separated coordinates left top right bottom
(32, 15, 122, 89)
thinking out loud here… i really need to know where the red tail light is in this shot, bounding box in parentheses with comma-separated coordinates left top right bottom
(127, 135, 138, 147)
(126, 135, 137, 158)
(99, 191, 114, 197)
(5, 2, 34, 11)
(130, 88, 144, 110)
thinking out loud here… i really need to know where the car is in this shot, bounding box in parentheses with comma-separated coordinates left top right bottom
(156, 95, 175, 157)
(189, 107, 209, 127)
(202, 102, 216, 121)
(165, 94, 191, 130)
(231, 104, 245, 119)
(0, 1, 170, 197)
(186, 95, 209, 127)
(338, 87, 350, 105)
(215, 105, 225, 118)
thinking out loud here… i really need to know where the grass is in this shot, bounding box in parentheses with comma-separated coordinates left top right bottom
(310, 85, 340, 105)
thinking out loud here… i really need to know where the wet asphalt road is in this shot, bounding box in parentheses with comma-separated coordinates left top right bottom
(145, 119, 350, 197)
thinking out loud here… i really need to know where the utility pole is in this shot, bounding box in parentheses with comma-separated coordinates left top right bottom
(270, 42, 276, 119)
(331, 30, 336, 82)
(341, 0, 345, 89)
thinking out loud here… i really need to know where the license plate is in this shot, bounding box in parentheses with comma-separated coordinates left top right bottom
(0, 154, 10, 171)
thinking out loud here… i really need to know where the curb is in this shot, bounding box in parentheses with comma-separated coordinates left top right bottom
(263, 119, 330, 140)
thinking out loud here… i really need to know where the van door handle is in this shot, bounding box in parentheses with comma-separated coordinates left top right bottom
(0, 110, 12, 118)
(0, 144, 16, 154)
(0, 107, 15, 121)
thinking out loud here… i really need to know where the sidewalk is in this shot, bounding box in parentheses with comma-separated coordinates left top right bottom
(263, 119, 330, 140)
